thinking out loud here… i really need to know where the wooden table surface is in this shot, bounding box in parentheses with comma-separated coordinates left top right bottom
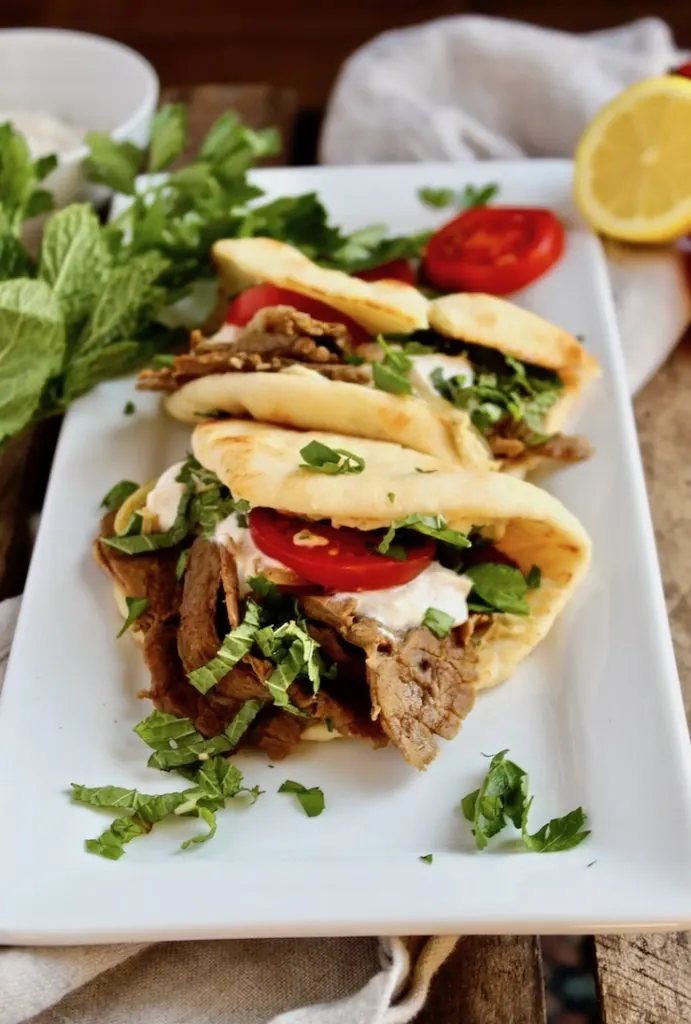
(2, 84, 690, 1024)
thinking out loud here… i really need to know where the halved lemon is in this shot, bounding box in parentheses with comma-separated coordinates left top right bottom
(574, 76, 691, 243)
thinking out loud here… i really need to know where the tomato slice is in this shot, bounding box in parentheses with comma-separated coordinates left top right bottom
(355, 259, 416, 285)
(225, 284, 371, 345)
(672, 61, 691, 79)
(249, 508, 435, 592)
(423, 207, 565, 296)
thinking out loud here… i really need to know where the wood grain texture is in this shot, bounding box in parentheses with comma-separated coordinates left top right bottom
(0, 430, 36, 601)
(594, 336, 691, 1024)
(414, 936, 546, 1023)
(9, 0, 691, 108)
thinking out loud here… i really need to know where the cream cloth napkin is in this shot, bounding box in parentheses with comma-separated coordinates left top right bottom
(0, 596, 456, 1024)
(321, 15, 691, 393)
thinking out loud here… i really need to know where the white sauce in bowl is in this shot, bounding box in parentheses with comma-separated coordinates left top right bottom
(0, 109, 86, 157)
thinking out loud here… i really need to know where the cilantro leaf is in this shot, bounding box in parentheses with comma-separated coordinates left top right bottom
(101, 479, 139, 513)
(422, 607, 455, 639)
(299, 440, 365, 475)
(466, 563, 533, 616)
(377, 514, 470, 555)
(148, 104, 188, 173)
(187, 600, 263, 694)
(461, 751, 590, 853)
(0, 279, 65, 446)
(116, 596, 149, 637)
(279, 780, 325, 817)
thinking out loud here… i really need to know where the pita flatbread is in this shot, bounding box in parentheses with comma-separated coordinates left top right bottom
(212, 238, 429, 333)
(192, 419, 591, 691)
(162, 243, 598, 475)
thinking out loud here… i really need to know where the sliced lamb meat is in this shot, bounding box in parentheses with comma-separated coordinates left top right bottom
(301, 594, 477, 770)
(488, 424, 592, 464)
(94, 513, 181, 631)
(138, 305, 364, 393)
(251, 709, 308, 760)
(218, 544, 240, 627)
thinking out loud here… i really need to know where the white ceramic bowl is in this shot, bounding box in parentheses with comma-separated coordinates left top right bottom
(0, 28, 159, 207)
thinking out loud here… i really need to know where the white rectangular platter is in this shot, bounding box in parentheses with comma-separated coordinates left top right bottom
(2, 160, 691, 944)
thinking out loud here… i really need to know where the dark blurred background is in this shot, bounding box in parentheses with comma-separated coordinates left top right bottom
(6, 1, 691, 112)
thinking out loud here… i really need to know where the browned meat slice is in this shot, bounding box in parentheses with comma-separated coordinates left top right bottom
(458, 613, 493, 647)
(301, 595, 477, 770)
(93, 513, 181, 631)
(488, 426, 592, 464)
(218, 545, 240, 627)
(252, 710, 307, 760)
(137, 305, 368, 393)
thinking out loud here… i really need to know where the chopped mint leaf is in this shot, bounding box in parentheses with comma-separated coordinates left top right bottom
(422, 607, 455, 639)
(343, 353, 365, 365)
(462, 183, 500, 208)
(279, 779, 325, 818)
(299, 440, 365, 475)
(387, 492, 396, 504)
(101, 479, 139, 513)
(123, 400, 136, 415)
(248, 574, 280, 599)
(103, 486, 192, 554)
(325, 717, 334, 733)
(372, 361, 413, 395)
(420, 853, 434, 864)
(466, 563, 535, 616)
(148, 103, 187, 173)
(418, 182, 499, 211)
(418, 187, 455, 209)
(152, 353, 175, 369)
(377, 514, 470, 555)
(116, 596, 148, 637)
(176, 548, 190, 580)
(461, 751, 590, 853)
(135, 705, 262, 770)
(188, 600, 263, 695)
(525, 564, 541, 590)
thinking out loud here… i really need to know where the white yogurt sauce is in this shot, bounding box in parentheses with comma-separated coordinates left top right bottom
(0, 110, 85, 157)
(214, 513, 289, 594)
(410, 353, 474, 397)
(145, 462, 185, 531)
(203, 323, 244, 346)
(337, 562, 473, 635)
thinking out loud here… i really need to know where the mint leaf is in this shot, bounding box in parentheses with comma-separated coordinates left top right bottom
(466, 563, 532, 616)
(248, 574, 279, 599)
(279, 780, 325, 818)
(418, 187, 455, 209)
(525, 565, 541, 590)
(136, 704, 262, 770)
(223, 699, 264, 748)
(262, 620, 324, 709)
(0, 123, 56, 232)
(0, 233, 33, 280)
(299, 440, 365, 475)
(377, 514, 470, 555)
(38, 204, 111, 330)
(422, 607, 455, 639)
(188, 600, 263, 694)
(63, 339, 144, 401)
(420, 853, 434, 864)
(103, 485, 192, 554)
(198, 112, 280, 175)
(176, 547, 190, 580)
(116, 596, 149, 637)
(85, 815, 150, 860)
(372, 361, 413, 396)
(84, 132, 143, 195)
(100, 479, 139, 512)
(148, 104, 188, 173)
(462, 183, 500, 208)
(461, 751, 590, 854)
(0, 279, 65, 446)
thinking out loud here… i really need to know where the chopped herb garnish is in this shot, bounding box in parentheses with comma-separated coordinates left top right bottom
(279, 779, 325, 818)
(299, 440, 365, 475)
(101, 479, 139, 513)
(417, 182, 499, 211)
(525, 565, 541, 590)
(103, 485, 193, 554)
(343, 353, 365, 366)
(420, 853, 434, 864)
(123, 400, 136, 415)
(418, 187, 456, 209)
(188, 600, 262, 694)
(377, 514, 470, 555)
(387, 492, 395, 504)
(152, 353, 174, 369)
(372, 360, 413, 395)
(248, 574, 279, 599)
(325, 717, 334, 733)
(461, 750, 590, 853)
(134, 704, 263, 770)
(116, 596, 148, 637)
(422, 607, 455, 639)
(466, 563, 537, 616)
(176, 548, 190, 580)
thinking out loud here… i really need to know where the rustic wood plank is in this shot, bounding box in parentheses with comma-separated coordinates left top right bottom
(0, 430, 36, 601)
(594, 335, 691, 1022)
(415, 936, 546, 1024)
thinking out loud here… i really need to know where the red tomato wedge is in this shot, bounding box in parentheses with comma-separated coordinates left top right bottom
(249, 508, 435, 592)
(672, 61, 691, 79)
(355, 258, 416, 285)
(225, 284, 371, 345)
(423, 207, 565, 296)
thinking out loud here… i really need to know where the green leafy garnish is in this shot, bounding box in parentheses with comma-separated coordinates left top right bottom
(257, 620, 323, 713)
(417, 182, 500, 211)
(461, 750, 590, 853)
(525, 565, 541, 590)
(420, 853, 434, 864)
(175, 547, 190, 580)
(372, 361, 413, 395)
(247, 574, 279, 599)
(148, 104, 188, 173)
(431, 349, 563, 441)
(116, 596, 149, 637)
(123, 400, 136, 415)
(152, 353, 174, 368)
(466, 563, 536, 616)
(134, 704, 263, 770)
(387, 492, 395, 504)
(279, 780, 325, 818)
(299, 440, 365, 475)
(100, 479, 139, 513)
(377, 514, 470, 555)
(422, 607, 455, 639)
(188, 600, 263, 694)
(103, 485, 192, 554)
(0, 122, 56, 233)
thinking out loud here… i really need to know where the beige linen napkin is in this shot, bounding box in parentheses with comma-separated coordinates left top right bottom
(321, 15, 691, 392)
(0, 596, 456, 1024)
